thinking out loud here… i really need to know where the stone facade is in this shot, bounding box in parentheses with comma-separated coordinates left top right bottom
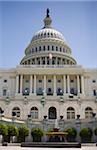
(0, 10, 97, 132)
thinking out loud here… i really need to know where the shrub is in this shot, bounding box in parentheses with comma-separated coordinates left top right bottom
(79, 128, 93, 143)
(94, 127, 97, 136)
(18, 126, 29, 142)
(0, 124, 8, 142)
(64, 127, 77, 142)
(7, 125, 18, 143)
(31, 128, 44, 142)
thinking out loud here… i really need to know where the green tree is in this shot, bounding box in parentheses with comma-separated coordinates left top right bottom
(64, 127, 77, 142)
(79, 128, 93, 143)
(7, 125, 18, 143)
(18, 126, 29, 142)
(0, 124, 8, 142)
(31, 128, 44, 142)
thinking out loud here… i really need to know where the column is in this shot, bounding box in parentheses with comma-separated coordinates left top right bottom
(54, 75, 56, 96)
(30, 75, 32, 95)
(16, 75, 19, 94)
(63, 75, 66, 95)
(56, 57, 57, 65)
(45, 57, 47, 65)
(81, 75, 85, 95)
(34, 75, 36, 95)
(20, 75, 23, 94)
(43, 75, 46, 96)
(35, 58, 37, 65)
(40, 57, 42, 65)
(77, 75, 80, 94)
(61, 58, 63, 65)
(67, 75, 70, 94)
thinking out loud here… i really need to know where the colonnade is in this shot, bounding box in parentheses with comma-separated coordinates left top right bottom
(16, 74, 85, 96)
(22, 56, 74, 65)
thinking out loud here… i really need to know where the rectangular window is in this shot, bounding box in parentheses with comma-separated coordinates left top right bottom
(92, 80, 96, 83)
(57, 80, 61, 83)
(39, 46, 41, 51)
(93, 89, 96, 96)
(70, 80, 74, 83)
(48, 80, 51, 82)
(48, 45, 50, 50)
(52, 46, 54, 51)
(56, 46, 58, 51)
(39, 80, 42, 83)
(43, 46, 45, 51)
(3, 89, 7, 96)
(4, 79, 7, 83)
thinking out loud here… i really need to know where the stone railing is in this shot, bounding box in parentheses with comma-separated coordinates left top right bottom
(17, 65, 82, 69)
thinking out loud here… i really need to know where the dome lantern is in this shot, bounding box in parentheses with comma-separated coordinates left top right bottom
(43, 8, 52, 28)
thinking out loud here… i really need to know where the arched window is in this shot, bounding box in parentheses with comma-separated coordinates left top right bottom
(67, 107, 75, 119)
(12, 107, 20, 117)
(85, 107, 93, 119)
(48, 107, 57, 119)
(30, 107, 38, 119)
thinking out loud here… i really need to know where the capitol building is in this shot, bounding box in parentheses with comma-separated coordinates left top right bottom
(0, 9, 97, 129)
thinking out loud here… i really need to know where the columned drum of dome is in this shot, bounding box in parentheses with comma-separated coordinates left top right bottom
(20, 9, 76, 66)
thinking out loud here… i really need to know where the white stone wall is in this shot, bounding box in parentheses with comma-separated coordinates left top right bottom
(0, 67, 97, 121)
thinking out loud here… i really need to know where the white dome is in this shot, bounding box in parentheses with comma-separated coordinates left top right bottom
(32, 28, 65, 42)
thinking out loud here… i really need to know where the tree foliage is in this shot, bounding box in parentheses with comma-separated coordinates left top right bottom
(31, 128, 44, 142)
(0, 124, 8, 136)
(80, 128, 93, 142)
(18, 126, 29, 142)
(64, 127, 77, 142)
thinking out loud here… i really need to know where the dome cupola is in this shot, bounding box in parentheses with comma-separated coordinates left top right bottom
(20, 9, 77, 66)
(43, 8, 52, 28)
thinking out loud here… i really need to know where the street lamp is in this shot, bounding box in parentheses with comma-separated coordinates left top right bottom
(0, 110, 4, 121)
(27, 114, 31, 128)
(92, 112, 96, 118)
(77, 114, 80, 120)
(12, 112, 16, 124)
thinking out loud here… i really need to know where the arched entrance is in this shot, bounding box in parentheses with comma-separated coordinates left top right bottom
(48, 107, 57, 119)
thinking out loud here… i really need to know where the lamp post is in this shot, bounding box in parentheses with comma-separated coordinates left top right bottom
(27, 115, 31, 128)
(12, 112, 16, 125)
(41, 97, 46, 121)
(0, 110, 4, 122)
(76, 114, 81, 142)
(92, 112, 96, 129)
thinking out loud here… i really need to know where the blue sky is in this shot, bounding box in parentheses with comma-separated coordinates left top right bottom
(0, 1, 97, 68)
